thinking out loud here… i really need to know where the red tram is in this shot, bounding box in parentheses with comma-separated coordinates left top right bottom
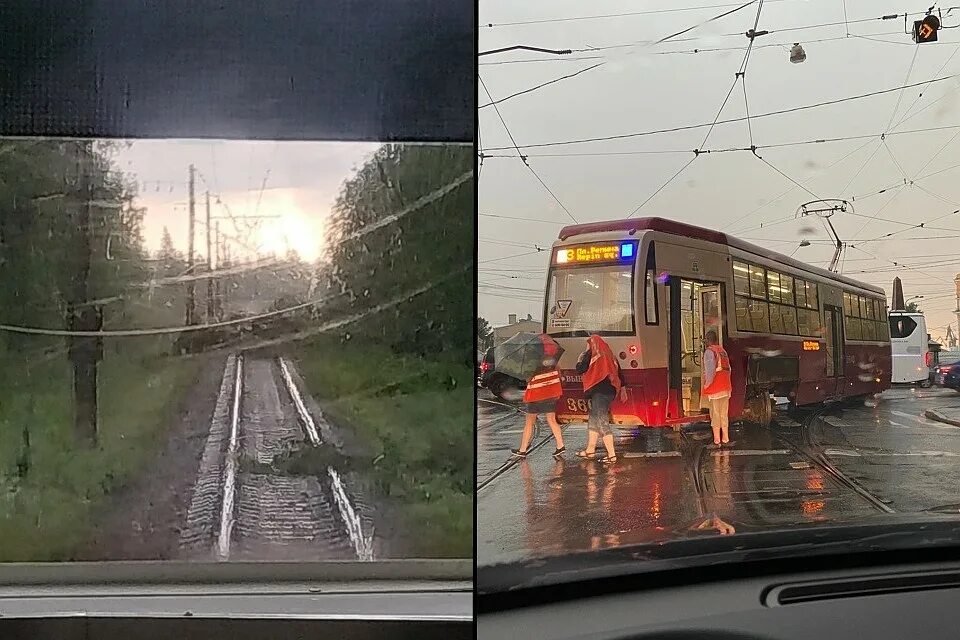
(544, 217, 891, 429)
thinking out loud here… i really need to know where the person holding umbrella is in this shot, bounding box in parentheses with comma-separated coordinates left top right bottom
(575, 334, 624, 464)
(492, 332, 566, 459)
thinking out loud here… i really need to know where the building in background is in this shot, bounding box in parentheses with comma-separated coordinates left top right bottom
(493, 313, 540, 346)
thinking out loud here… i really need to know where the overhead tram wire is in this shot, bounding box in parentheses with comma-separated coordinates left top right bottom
(478, 32, 907, 65)
(478, 75, 579, 224)
(626, 0, 766, 219)
(890, 41, 960, 131)
(847, 40, 922, 239)
(481, 9, 927, 63)
(478, 63, 605, 109)
(480, 0, 800, 28)
(480, 122, 960, 160)
(482, 72, 960, 152)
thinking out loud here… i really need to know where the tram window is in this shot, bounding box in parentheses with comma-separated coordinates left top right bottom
(781, 305, 799, 335)
(862, 319, 876, 341)
(858, 296, 868, 319)
(797, 307, 811, 335)
(795, 279, 807, 307)
(843, 292, 853, 317)
(733, 261, 750, 295)
(846, 315, 862, 340)
(874, 299, 882, 320)
(748, 299, 770, 333)
(644, 269, 659, 325)
(780, 274, 795, 306)
(769, 303, 796, 335)
(804, 281, 819, 309)
(807, 308, 821, 336)
(735, 296, 750, 332)
(767, 271, 782, 303)
(748, 264, 766, 298)
(769, 303, 785, 333)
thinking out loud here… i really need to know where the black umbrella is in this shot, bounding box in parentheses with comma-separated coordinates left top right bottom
(492, 332, 565, 382)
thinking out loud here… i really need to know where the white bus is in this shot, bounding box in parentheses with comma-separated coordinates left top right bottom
(889, 311, 929, 386)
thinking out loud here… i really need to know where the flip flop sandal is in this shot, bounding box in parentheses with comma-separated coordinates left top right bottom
(575, 450, 596, 459)
(599, 455, 618, 464)
(510, 449, 528, 458)
(553, 446, 566, 457)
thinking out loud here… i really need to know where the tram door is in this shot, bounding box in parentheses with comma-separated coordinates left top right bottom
(823, 305, 844, 396)
(675, 280, 724, 417)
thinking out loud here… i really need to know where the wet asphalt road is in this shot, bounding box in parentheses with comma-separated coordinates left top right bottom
(477, 386, 960, 566)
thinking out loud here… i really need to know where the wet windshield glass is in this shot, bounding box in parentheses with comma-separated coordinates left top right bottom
(546, 266, 634, 337)
(0, 139, 472, 562)
(479, 0, 960, 586)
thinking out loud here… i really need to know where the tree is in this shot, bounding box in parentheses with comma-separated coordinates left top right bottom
(324, 144, 472, 363)
(905, 301, 922, 313)
(0, 139, 146, 449)
(477, 317, 493, 352)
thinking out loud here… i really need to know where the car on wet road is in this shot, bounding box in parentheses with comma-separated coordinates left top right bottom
(936, 357, 960, 390)
(478, 347, 526, 400)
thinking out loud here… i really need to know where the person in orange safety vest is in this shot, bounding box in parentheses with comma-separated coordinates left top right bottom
(702, 330, 732, 446)
(511, 336, 566, 459)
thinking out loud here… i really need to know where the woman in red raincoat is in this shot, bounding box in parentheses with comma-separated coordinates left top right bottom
(575, 335, 625, 464)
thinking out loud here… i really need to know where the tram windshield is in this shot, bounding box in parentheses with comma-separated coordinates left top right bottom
(545, 265, 634, 338)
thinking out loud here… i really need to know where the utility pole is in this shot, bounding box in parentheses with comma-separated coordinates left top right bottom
(206, 191, 214, 321)
(214, 221, 222, 320)
(185, 164, 196, 325)
(68, 141, 102, 445)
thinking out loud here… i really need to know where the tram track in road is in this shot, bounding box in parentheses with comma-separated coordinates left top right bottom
(179, 352, 375, 561)
(766, 408, 896, 515)
(477, 423, 564, 492)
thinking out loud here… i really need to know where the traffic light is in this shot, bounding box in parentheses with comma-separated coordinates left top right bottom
(913, 15, 940, 43)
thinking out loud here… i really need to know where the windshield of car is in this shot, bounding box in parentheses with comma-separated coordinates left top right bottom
(478, 0, 960, 589)
(0, 138, 472, 563)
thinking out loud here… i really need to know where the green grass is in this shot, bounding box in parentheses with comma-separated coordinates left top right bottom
(292, 335, 472, 558)
(0, 345, 200, 561)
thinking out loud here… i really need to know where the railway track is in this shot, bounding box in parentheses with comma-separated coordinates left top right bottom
(687, 407, 895, 519)
(179, 353, 375, 561)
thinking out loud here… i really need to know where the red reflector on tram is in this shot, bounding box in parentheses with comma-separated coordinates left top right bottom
(628, 345, 638, 355)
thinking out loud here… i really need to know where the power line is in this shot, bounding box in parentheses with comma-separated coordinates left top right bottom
(480, 213, 565, 225)
(478, 63, 604, 109)
(479, 249, 546, 264)
(891, 42, 960, 130)
(479, 75, 579, 223)
(483, 72, 960, 152)
(478, 32, 906, 65)
(886, 43, 921, 132)
(480, 0, 798, 28)
(626, 0, 765, 219)
(654, 0, 758, 46)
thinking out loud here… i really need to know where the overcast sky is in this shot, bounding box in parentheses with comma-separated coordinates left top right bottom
(480, 0, 960, 343)
(115, 140, 380, 264)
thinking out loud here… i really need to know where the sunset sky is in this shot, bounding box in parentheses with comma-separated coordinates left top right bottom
(114, 139, 381, 264)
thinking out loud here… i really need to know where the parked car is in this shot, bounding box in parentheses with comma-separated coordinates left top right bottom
(935, 356, 960, 391)
(478, 347, 526, 400)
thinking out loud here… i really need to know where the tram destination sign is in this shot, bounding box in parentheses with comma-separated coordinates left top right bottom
(554, 241, 638, 265)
